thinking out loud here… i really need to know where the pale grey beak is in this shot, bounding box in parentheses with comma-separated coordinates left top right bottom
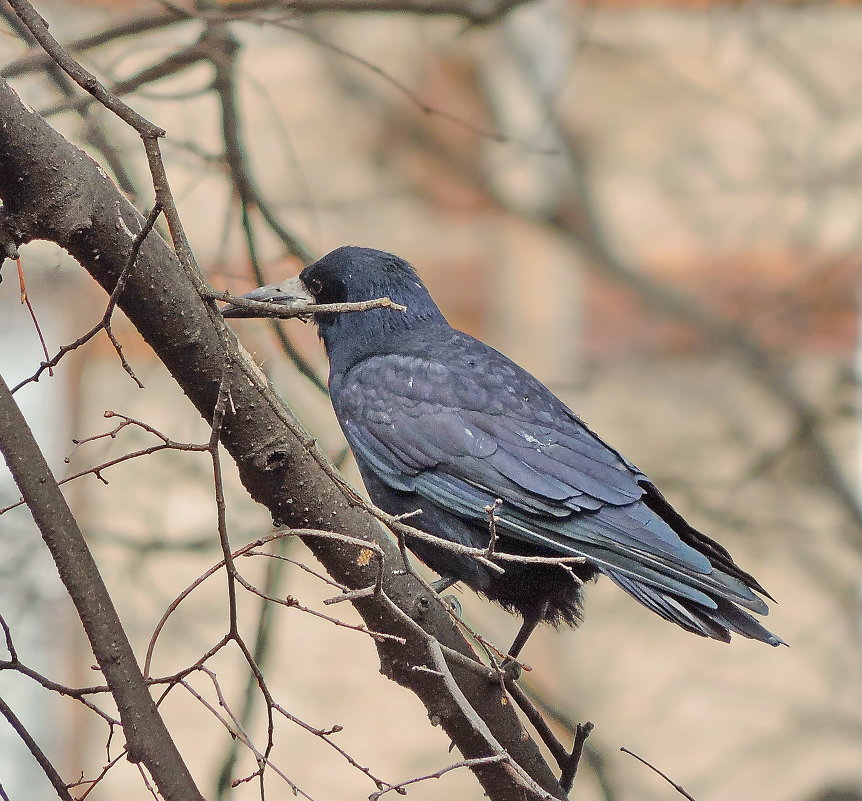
(221, 275, 314, 318)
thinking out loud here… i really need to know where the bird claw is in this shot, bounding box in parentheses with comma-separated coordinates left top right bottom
(440, 593, 462, 619)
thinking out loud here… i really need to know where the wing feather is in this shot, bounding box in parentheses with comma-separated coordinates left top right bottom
(334, 347, 769, 617)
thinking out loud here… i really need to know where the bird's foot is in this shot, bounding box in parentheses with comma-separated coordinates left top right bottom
(439, 594, 462, 619)
(430, 577, 462, 617)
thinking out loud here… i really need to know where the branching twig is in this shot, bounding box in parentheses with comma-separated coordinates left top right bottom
(0, 57, 568, 797)
(0, 372, 205, 800)
(559, 721, 594, 794)
(67, 750, 127, 801)
(235, 571, 406, 644)
(10, 203, 163, 393)
(14, 257, 51, 374)
(210, 287, 407, 317)
(0, 658, 117, 723)
(0, 410, 209, 516)
(369, 754, 508, 800)
(177, 674, 313, 800)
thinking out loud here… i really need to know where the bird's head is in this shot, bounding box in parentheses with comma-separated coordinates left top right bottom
(222, 246, 447, 367)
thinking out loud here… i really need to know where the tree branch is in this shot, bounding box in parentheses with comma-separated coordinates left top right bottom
(0, 695, 75, 801)
(0, 74, 563, 800)
(0, 374, 205, 801)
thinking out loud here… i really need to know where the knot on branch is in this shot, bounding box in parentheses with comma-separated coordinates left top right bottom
(264, 450, 291, 471)
(0, 208, 28, 268)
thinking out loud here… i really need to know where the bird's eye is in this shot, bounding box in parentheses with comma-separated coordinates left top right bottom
(316, 278, 347, 305)
(306, 277, 323, 296)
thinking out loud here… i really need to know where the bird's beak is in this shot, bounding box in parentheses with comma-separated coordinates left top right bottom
(221, 275, 314, 318)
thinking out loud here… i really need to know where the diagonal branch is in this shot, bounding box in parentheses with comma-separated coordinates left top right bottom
(0, 373, 205, 801)
(0, 74, 563, 800)
(0, 695, 75, 801)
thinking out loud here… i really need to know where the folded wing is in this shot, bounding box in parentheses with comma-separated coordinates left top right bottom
(334, 341, 782, 645)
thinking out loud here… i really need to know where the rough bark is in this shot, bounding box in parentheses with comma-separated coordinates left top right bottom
(0, 76, 564, 800)
(0, 374, 207, 801)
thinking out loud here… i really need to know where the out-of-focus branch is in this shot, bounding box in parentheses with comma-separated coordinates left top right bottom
(0, 0, 537, 81)
(208, 26, 313, 262)
(0, 3, 141, 197)
(205, 22, 331, 391)
(39, 39, 213, 118)
(501, 37, 862, 540)
(544, 125, 862, 539)
(281, 0, 535, 21)
(0, 5, 189, 79)
(363, 47, 862, 543)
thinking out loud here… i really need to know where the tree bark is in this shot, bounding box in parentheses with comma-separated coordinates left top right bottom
(0, 374, 206, 801)
(0, 76, 564, 800)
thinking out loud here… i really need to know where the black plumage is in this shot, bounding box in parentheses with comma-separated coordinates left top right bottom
(224, 246, 783, 652)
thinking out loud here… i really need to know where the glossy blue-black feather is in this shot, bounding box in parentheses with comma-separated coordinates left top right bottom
(293, 246, 783, 647)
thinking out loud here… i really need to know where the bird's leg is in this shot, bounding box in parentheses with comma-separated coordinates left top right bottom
(501, 602, 547, 680)
(507, 614, 541, 661)
(430, 576, 461, 618)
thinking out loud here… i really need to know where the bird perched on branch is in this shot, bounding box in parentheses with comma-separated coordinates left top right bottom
(223, 246, 783, 657)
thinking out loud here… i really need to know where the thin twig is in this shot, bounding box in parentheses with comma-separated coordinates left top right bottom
(210, 287, 406, 316)
(5, 0, 163, 136)
(177, 675, 314, 800)
(0, 658, 117, 723)
(15, 257, 52, 375)
(67, 750, 127, 801)
(369, 754, 508, 800)
(10, 203, 162, 393)
(0, 410, 209, 515)
(0, 370, 205, 800)
(281, 23, 556, 155)
(620, 747, 698, 801)
(216, 536, 287, 798)
(235, 572, 405, 643)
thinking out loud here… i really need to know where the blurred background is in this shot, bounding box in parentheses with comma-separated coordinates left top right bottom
(1, 0, 861, 799)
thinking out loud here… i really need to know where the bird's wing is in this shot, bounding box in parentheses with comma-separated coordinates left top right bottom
(334, 347, 767, 615)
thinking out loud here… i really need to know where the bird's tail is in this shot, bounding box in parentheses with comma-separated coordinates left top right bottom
(602, 568, 786, 646)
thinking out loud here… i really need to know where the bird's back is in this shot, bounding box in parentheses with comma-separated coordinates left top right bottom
(330, 324, 783, 646)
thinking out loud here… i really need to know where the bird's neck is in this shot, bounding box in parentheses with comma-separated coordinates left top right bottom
(319, 303, 448, 375)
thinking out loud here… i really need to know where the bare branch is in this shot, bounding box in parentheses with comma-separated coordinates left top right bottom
(0, 374, 205, 801)
(209, 287, 407, 317)
(0, 696, 75, 801)
(10, 203, 162, 393)
(621, 747, 698, 801)
(559, 721, 594, 794)
(369, 754, 508, 800)
(0, 70, 564, 799)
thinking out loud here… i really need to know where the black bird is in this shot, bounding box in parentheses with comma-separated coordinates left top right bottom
(224, 246, 783, 654)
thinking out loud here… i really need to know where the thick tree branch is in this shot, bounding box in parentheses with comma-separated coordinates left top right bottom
(0, 76, 563, 800)
(0, 374, 205, 801)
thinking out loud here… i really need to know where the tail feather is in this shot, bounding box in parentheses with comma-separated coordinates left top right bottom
(603, 569, 784, 647)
